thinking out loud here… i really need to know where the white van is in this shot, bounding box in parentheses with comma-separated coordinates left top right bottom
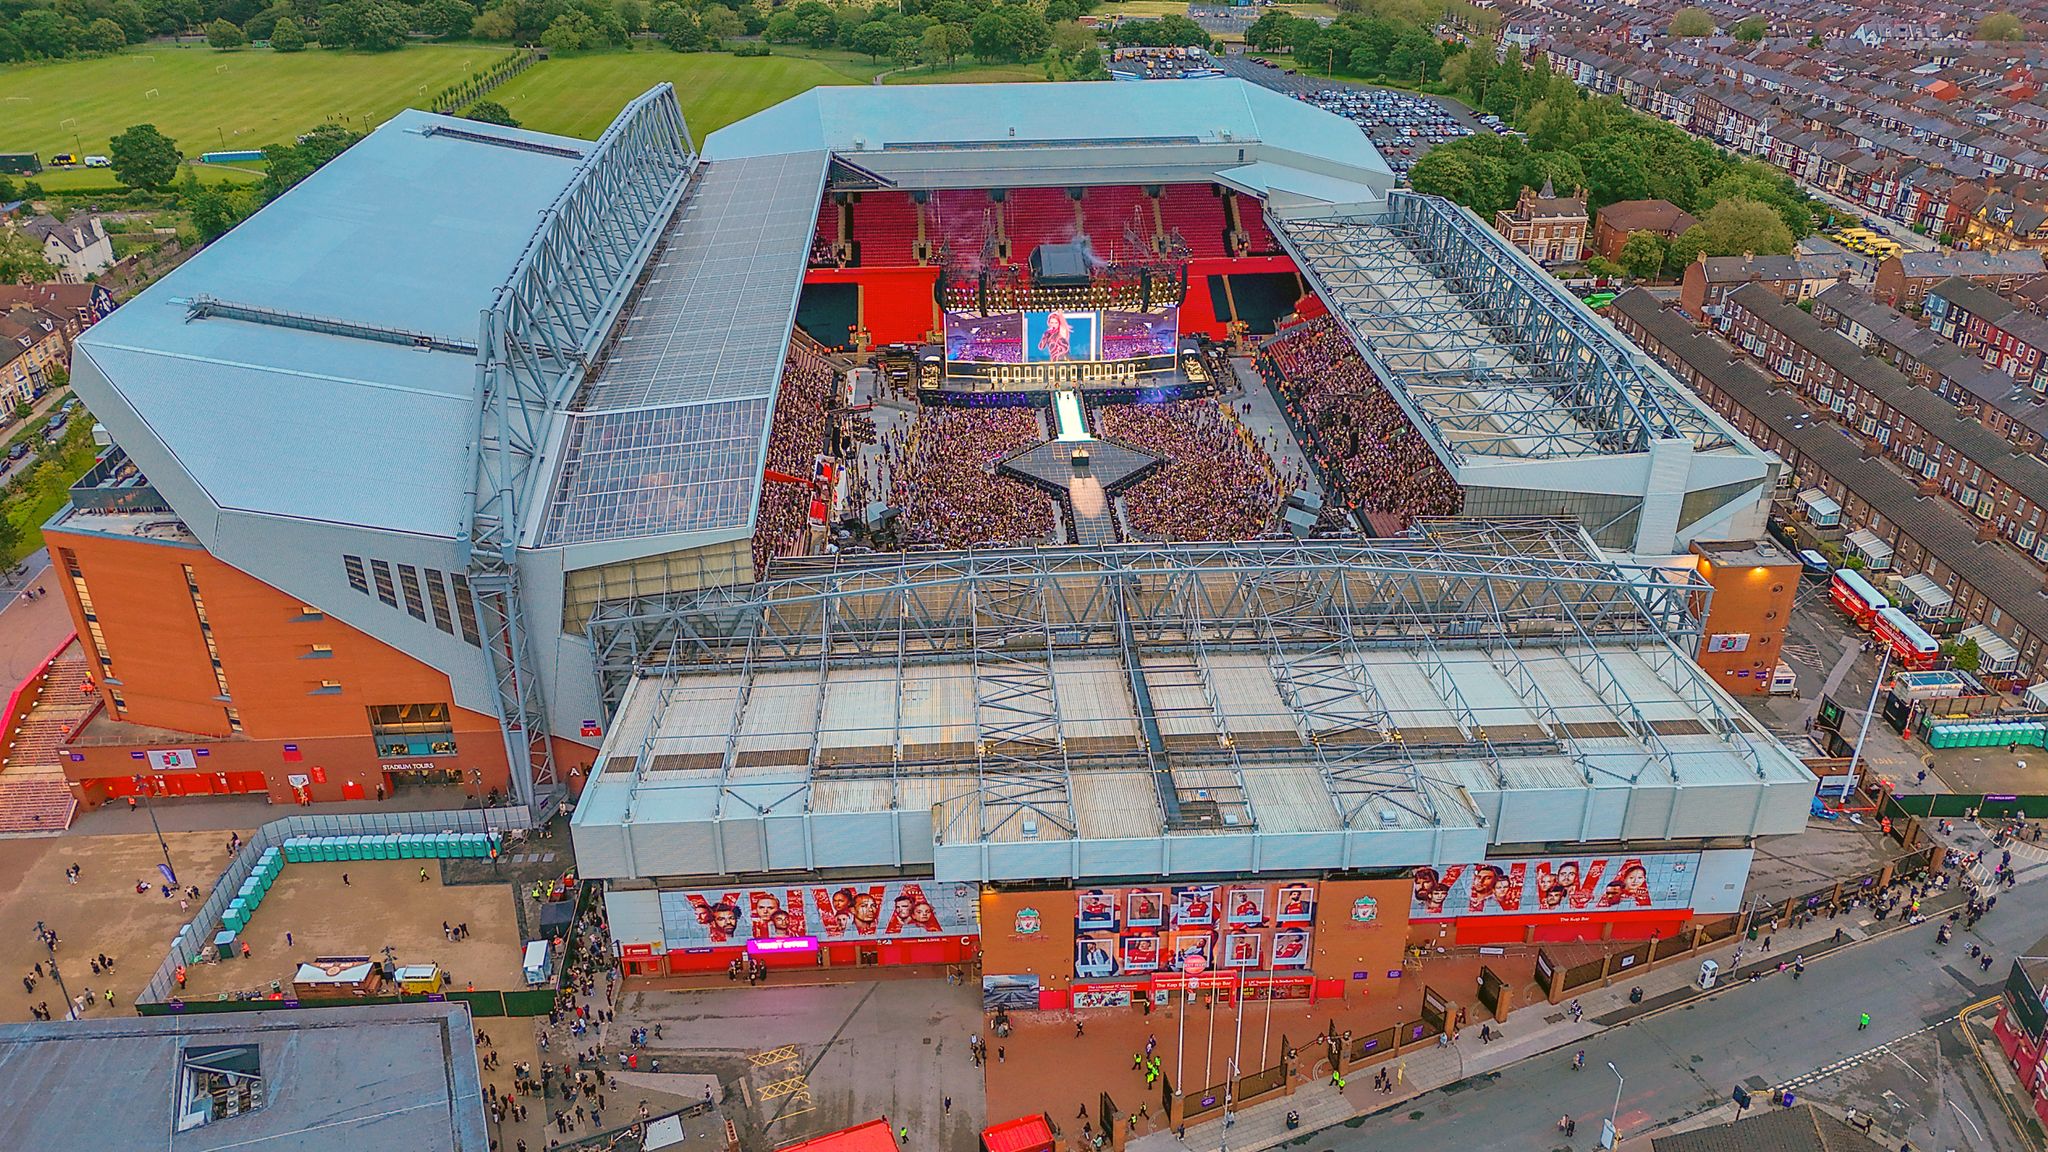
(1768, 663, 1799, 696)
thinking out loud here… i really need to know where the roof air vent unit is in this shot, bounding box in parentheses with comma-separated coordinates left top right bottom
(1021, 816, 1040, 839)
(1378, 809, 1400, 826)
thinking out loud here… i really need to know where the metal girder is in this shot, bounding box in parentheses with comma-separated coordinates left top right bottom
(1253, 567, 1441, 829)
(1272, 192, 1737, 464)
(466, 84, 697, 814)
(585, 532, 1707, 697)
(968, 574, 1076, 842)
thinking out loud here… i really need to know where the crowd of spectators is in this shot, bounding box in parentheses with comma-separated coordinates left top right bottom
(1091, 400, 1285, 541)
(753, 339, 837, 575)
(885, 408, 1056, 548)
(1258, 317, 1461, 530)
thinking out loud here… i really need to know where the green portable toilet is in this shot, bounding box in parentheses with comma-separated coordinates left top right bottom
(466, 832, 487, 858)
(369, 834, 392, 860)
(320, 837, 343, 862)
(283, 837, 307, 863)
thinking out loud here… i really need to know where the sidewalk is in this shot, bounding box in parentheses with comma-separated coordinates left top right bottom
(1131, 873, 1971, 1152)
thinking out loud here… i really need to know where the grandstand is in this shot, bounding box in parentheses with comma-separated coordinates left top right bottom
(575, 521, 1815, 890)
(53, 77, 1778, 826)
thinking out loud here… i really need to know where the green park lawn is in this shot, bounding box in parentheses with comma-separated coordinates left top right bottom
(489, 46, 880, 141)
(0, 43, 511, 177)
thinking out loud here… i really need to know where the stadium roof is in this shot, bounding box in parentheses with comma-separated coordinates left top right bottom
(1275, 193, 1753, 464)
(573, 525, 1814, 882)
(74, 110, 592, 539)
(540, 149, 830, 548)
(0, 1002, 487, 1151)
(706, 79, 1393, 207)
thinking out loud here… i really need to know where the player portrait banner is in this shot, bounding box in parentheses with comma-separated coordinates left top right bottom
(658, 881, 976, 950)
(1072, 882, 1317, 979)
(1408, 852, 1701, 921)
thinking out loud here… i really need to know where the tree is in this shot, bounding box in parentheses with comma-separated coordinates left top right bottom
(320, 0, 409, 50)
(80, 16, 127, 51)
(470, 5, 516, 38)
(0, 230, 57, 282)
(1680, 196, 1795, 259)
(699, 5, 740, 41)
(260, 123, 363, 198)
(1977, 13, 2024, 41)
(108, 123, 181, 191)
(541, 10, 598, 50)
(1731, 16, 1766, 42)
(207, 17, 245, 46)
(616, 0, 644, 31)
(269, 14, 305, 48)
(463, 100, 519, 127)
(970, 6, 1050, 61)
(921, 20, 967, 64)
(416, 0, 478, 39)
(0, 507, 20, 564)
(1807, 33, 1822, 48)
(851, 19, 894, 60)
(15, 10, 80, 57)
(1616, 230, 1667, 279)
(187, 183, 243, 241)
(1952, 637, 1982, 673)
(1668, 6, 1713, 36)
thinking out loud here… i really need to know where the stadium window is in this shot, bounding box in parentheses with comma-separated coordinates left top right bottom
(425, 569, 454, 635)
(310, 680, 342, 696)
(370, 561, 397, 608)
(343, 556, 368, 595)
(296, 605, 324, 621)
(306, 644, 334, 658)
(368, 703, 457, 758)
(397, 565, 427, 622)
(450, 573, 482, 646)
(224, 707, 243, 734)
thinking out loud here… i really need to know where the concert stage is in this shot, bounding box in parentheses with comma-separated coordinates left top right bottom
(916, 338, 1222, 406)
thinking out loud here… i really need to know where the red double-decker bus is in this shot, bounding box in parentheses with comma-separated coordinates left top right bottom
(1828, 569, 1889, 629)
(1873, 607, 1940, 671)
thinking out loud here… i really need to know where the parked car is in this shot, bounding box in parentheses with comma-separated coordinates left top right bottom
(48, 153, 77, 167)
(8, 442, 28, 460)
(82, 155, 111, 168)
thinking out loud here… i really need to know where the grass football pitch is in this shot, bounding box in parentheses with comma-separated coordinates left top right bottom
(0, 44, 511, 179)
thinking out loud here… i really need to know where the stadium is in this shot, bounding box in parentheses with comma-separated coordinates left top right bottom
(41, 79, 1808, 976)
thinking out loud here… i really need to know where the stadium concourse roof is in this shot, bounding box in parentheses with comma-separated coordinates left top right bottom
(73, 110, 594, 539)
(705, 79, 1394, 208)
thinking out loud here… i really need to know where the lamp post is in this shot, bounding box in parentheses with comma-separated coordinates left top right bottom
(1603, 1063, 1625, 1150)
(131, 775, 177, 887)
(1839, 645, 1892, 801)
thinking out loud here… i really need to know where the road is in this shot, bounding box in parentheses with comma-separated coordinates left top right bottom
(1322, 877, 2045, 1152)
(0, 383, 79, 488)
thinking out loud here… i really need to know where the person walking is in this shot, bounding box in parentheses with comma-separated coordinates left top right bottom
(342, 873, 350, 886)
(1858, 1012, 1871, 1031)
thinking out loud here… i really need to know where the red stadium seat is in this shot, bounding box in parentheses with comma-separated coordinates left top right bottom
(1158, 184, 1231, 259)
(848, 191, 922, 267)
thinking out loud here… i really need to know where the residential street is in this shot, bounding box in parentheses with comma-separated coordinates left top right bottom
(1321, 866, 2045, 1152)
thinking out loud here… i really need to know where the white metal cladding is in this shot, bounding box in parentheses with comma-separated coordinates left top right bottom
(574, 823, 632, 881)
(603, 888, 665, 948)
(811, 813, 896, 870)
(718, 820, 765, 874)
(1690, 849, 1756, 914)
(1490, 786, 1585, 845)
(764, 816, 809, 871)
(635, 821, 718, 877)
